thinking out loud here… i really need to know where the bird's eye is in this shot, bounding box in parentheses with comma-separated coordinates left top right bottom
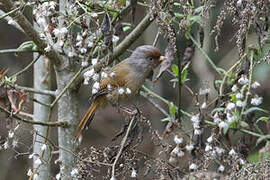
(148, 57, 153, 61)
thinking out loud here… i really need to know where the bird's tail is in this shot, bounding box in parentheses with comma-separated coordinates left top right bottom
(73, 102, 98, 140)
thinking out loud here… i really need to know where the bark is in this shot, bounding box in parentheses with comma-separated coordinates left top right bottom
(33, 55, 51, 180)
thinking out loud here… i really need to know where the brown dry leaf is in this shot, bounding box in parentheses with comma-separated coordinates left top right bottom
(153, 42, 174, 83)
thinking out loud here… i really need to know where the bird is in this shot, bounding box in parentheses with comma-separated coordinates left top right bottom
(73, 45, 165, 140)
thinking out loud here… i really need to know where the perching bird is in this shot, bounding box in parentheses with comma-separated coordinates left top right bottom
(73, 45, 165, 140)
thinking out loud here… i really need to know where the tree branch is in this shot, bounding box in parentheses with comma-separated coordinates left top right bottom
(15, 85, 56, 96)
(0, 0, 62, 67)
(0, 105, 68, 127)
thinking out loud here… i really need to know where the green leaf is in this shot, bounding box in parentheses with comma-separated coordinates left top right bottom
(240, 121, 249, 128)
(161, 117, 171, 122)
(170, 78, 179, 82)
(174, 13, 184, 18)
(171, 64, 179, 76)
(169, 102, 177, 116)
(181, 62, 190, 84)
(256, 116, 269, 123)
(174, 2, 181, 6)
(194, 6, 204, 14)
(122, 26, 131, 32)
(211, 107, 225, 114)
(230, 94, 237, 102)
(190, 15, 202, 24)
(243, 107, 269, 115)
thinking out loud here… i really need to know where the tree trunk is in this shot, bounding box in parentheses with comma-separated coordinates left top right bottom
(33, 55, 51, 180)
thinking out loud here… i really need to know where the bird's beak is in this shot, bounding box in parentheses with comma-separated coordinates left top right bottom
(159, 56, 166, 61)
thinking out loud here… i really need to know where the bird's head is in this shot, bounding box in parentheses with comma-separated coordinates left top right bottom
(129, 45, 165, 72)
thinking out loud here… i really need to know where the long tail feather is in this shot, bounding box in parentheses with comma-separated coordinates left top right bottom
(73, 102, 97, 140)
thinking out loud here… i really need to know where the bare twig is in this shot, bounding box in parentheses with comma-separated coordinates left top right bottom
(0, 48, 40, 54)
(111, 115, 136, 179)
(0, 105, 68, 127)
(11, 54, 41, 78)
(50, 67, 84, 107)
(14, 85, 56, 96)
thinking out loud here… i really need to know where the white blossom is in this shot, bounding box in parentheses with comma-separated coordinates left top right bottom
(238, 75, 249, 85)
(93, 82, 100, 90)
(8, 131, 14, 138)
(76, 34, 83, 41)
(71, 168, 79, 177)
(60, 27, 68, 34)
(227, 114, 237, 123)
(12, 139, 18, 148)
(101, 72, 108, 79)
(8, 19, 16, 25)
(27, 169, 33, 176)
(112, 35, 120, 43)
(194, 129, 202, 135)
(90, 13, 98, 17)
(239, 158, 245, 165)
(3, 141, 9, 149)
(29, 153, 34, 159)
(205, 144, 213, 151)
(177, 150, 185, 157)
(41, 144, 47, 151)
(193, 121, 200, 129)
(37, 17, 46, 27)
(251, 96, 263, 106)
(126, 88, 132, 94)
(189, 163, 198, 170)
(201, 102, 207, 109)
(81, 61, 88, 67)
(91, 58, 98, 65)
(118, 88, 125, 95)
(218, 165, 225, 172)
(215, 147, 225, 156)
(80, 47, 87, 54)
(44, 45, 51, 52)
(191, 114, 200, 122)
(226, 102, 235, 110)
(207, 136, 213, 143)
(168, 156, 177, 163)
(186, 144, 194, 151)
(92, 73, 99, 81)
(131, 169, 137, 178)
(88, 41, 93, 47)
(174, 135, 183, 144)
(236, 100, 246, 107)
(218, 121, 228, 129)
(199, 88, 210, 95)
(171, 146, 180, 155)
(229, 149, 237, 156)
(34, 158, 42, 166)
(92, 88, 98, 94)
(251, 81, 260, 89)
(236, 92, 244, 99)
(231, 85, 238, 92)
(56, 173, 61, 180)
(84, 69, 94, 79)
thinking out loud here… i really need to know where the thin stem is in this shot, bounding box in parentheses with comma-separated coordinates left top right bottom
(111, 115, 136, 178)
(50, 67, 84, 107)
(142, 85, 192, 117)
(15, 85, 56, 96)
(219, 53, 247, 96)
(188, 32, 226, 75)
(11, 54, 41, 78)
(0, 105, 68, 127)
(140, 91, 170, 117)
